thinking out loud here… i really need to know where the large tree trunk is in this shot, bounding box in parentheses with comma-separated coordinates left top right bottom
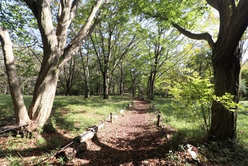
(28, 61, 60, 128)
(209, 43, 241, 140)
(0, 28, 30, 126)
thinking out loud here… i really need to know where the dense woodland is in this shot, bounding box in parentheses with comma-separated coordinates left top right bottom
(1, 0, 248, 165)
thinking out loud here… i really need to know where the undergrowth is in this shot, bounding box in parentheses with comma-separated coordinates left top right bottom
(152, 97, 248, 165)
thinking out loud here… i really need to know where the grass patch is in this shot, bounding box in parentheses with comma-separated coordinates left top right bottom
(152, 97, 248, 166)
(0, 95, 131, 136)
(0, 95, 131, 165)
(152, 97, 248, 146)
(152, 97, 206, 142)
(237, 101, 248, 146)
(52, 95, 131, 136)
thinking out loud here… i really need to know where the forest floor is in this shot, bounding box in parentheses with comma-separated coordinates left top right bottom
(69, 100, 173, 165)
(1, 98, 248, 165)
(56, 100, 216, 166)
(65, 100, 248, 166)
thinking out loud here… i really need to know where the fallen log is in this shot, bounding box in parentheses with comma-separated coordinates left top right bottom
(37, 122, 104, 165)
(79, 130, 95, 142)
(0, 124, 29, 137)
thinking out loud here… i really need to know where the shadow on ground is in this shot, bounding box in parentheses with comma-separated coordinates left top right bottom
(78, 126, 175, 166)
(0, 124, 71, 161)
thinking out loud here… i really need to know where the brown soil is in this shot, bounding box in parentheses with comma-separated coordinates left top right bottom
(67, 100, 176, 166)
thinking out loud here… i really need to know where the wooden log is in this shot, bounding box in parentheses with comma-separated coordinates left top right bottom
(37, 122, 104, 164)
(79, 131, 95, 143)
(0, 124, 28, 135)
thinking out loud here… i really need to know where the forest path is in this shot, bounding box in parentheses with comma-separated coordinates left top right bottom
(73, 100, 175, 166)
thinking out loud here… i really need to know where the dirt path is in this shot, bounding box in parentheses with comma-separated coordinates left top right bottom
(72, 100, 174, 166)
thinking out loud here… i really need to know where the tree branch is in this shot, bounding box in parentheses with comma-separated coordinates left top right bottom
(110, 35, 137, 75)
(59, 0, 105, 67)
(173, 23, 215, 49)
(90, 35, 104, 74)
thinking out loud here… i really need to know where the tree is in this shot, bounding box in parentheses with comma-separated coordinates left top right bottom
(90, 9, 137, 99)
(172, 0, 248, 140)
(145, 26, 180, 100)
(140, 0, 248, 140)
(134, 0, 248, 140)
(0, 0, 106, 129)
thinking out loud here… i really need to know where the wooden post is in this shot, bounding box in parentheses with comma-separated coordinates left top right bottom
(110, 112, 112, 123)
(157, 113, 160, 127)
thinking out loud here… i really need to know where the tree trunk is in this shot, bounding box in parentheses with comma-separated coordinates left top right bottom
(150, 79, 154, 100)
(84, 60, 90, 98)
(80, 48, 90, 98)
(84, 68, 90, 98)
(0, 28, 30, 126)
(103, 72, 109, 99)
(147, 73, 152, 99)
(119, 63, 124, 96)
(171, 0, 248, 141)
(150, 72, 156, 100)
(131, 77, 136, 98)
(147, 71, 156, 100)
(209, 44, 241, 140)
(64, 57, 76, 96)
(28, 64, 59, 128)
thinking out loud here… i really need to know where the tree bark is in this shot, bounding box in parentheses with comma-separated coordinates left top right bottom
(0, 27, 30, 126)
(29, 70, 59, 128)
(103, 72, 109, 99)
(209, 42, 241, 140)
